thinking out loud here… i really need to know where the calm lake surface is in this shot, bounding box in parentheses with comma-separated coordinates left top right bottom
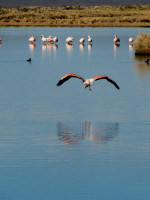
(0, 27, 150, 199)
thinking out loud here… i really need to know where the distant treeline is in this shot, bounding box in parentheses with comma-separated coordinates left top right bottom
(0, 5, 150, 27)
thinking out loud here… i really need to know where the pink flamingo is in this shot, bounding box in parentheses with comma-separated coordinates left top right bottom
(113, 35, 120, 43)
(29, 36, 36, 43)
(47, 36, 53, 42)
(57, 73, 120, 91)
(53, 36, 58, 42)
(79, 38, 85, 44)
(129, 37, 134, 43)
(41, 34, 47, 43)
(66, 37, 74, 44)
(88, 36, 92, 43)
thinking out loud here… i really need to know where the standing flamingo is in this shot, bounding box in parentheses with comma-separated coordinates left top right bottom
(41, 34, 47, 43)
(129, 37, 134, 43)
(66, 37, 74, 44)
(56, 73, 120, 91)
(29, 36, 36, 43)
(47, 35, 53, 42)
(88, 36, 92, 43)
(53, 36, 58, 42)
(79, 38, 85, 44)
(113, 35, 120, 43)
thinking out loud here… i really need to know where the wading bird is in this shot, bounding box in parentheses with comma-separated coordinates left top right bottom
(145, 58, 149, 64)
(129, 37, 134, 43)
(53, 36, 58, 42)
(26, 58, 31, 62)
(47, 35, 53, 42)
(88, 36, 92, 43)
(113, 35, 120, 43)
(56, 73, 120, 91)
(79, 38, 85, 44)
(66, 37, 74, 44)
(41, 34, 47, 43)
(29, 36, 36, 43)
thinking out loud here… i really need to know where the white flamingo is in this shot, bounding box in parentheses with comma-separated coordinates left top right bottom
(129, 37, 134, 43)
(53, 36, 58, 42)
(66, 37, 74, 44)
(79, 38, 85, 44)
(57, 73, 120, 91)
(88, 36, 92, 43)
(113, 35, 120, 43)
(41, 34, 47, 43)
(29, 36, 36, 43)
(47, 35, 53, 42)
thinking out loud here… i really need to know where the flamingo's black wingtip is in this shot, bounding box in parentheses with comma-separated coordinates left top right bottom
(56, 81, 61, 86)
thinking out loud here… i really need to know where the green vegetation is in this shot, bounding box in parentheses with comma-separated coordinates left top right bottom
(133, 32, 150, 55)
(0, 5, 150, 27)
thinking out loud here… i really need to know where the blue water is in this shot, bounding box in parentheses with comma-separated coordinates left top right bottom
(0, 27, 150, 199)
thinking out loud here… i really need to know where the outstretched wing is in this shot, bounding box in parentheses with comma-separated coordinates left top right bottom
(92, 75, 120, 89)
(57, 73, 84, 86)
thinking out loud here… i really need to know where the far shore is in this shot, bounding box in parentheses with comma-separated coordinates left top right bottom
(0, 5, 150, 27)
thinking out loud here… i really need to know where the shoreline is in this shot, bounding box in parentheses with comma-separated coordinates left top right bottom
(0, 5, 150, 27)
(1, 24, 150, 27)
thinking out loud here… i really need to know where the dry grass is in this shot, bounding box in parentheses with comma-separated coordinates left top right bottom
(0, 5, 150, 27)
(133, 32, 150, 55)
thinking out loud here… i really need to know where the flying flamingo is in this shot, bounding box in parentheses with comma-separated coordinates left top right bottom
(66, 37, 74, 44)
(88, 36, 92, 43)
(29, 36, 36, 43)
(56, 73, 120, 91)
(79, 38, 85, 44)
(113, 35, 120, 43)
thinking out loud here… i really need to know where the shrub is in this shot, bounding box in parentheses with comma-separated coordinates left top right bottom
(133, 32, 150, 55)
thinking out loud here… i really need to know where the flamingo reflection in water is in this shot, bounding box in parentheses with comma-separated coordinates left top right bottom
(88, 44, 92, 51)
(79, 43, 84, 52)
(113, 43, 120, 57)
(129, 44, 134, 55)
(66, 43, 74, 57)
(41, 43, 58, 58)
(57, 122, 119, 145)
(29, 43, 36, 53)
